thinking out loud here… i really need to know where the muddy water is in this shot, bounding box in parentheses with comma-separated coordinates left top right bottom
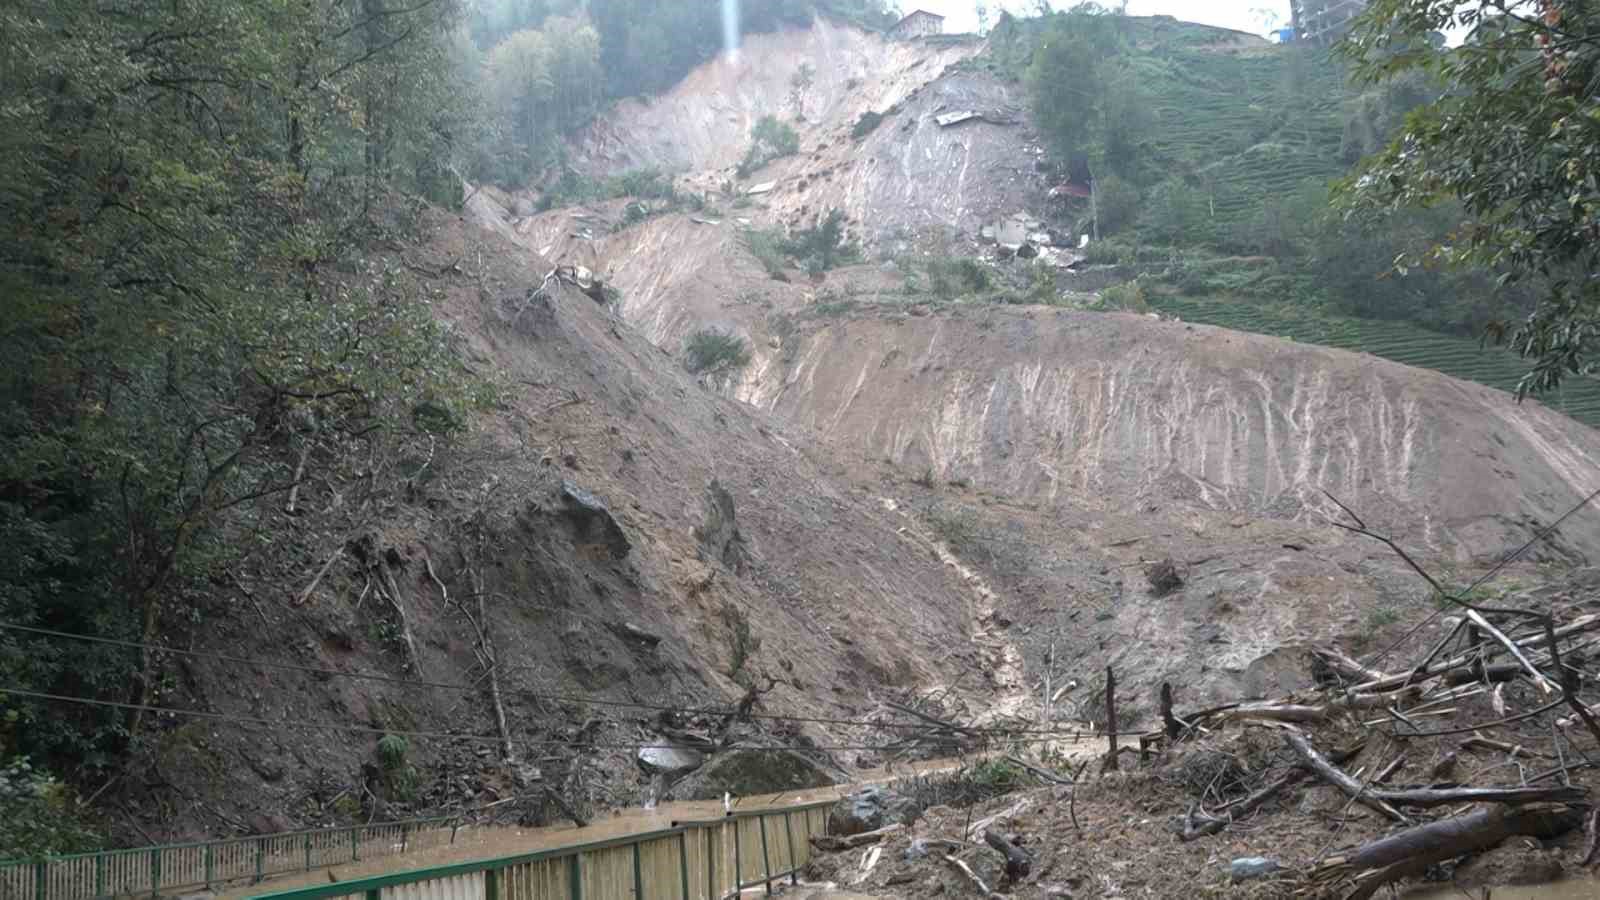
(217, 744, 1104, 899)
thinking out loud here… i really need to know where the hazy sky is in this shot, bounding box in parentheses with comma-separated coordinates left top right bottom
(909, 1, 1288, 36)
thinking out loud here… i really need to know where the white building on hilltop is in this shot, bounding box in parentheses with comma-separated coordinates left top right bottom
(889, 9, 945, 40)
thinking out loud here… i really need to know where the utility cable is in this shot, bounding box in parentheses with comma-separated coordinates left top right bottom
(0, 688, 1124, 752)
(0, 621, 1089, 737)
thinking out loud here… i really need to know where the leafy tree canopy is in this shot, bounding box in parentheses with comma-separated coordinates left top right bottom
(1339, 0, 1600, 394)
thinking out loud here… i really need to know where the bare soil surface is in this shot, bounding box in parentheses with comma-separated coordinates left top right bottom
(127, 208, 1042, 845)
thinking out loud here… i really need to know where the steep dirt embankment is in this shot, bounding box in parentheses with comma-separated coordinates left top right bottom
(134, 210, 1014, 843)
(747, 307, 1600, 561)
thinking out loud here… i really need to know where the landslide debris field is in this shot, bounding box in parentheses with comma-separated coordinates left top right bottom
(24, 10, 1600, 900)
(454, 13, 1600, 899)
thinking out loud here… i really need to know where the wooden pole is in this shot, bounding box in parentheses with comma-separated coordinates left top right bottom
(1103, 666, 1119, 771)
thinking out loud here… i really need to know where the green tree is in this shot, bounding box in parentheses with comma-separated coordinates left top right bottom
(1339, 0, 1600, 393)
(0, 0, 484, 768)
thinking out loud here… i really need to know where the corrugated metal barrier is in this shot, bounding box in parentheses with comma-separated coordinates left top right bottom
(246, 801, 832, 900)
(0, 816, 463, 900)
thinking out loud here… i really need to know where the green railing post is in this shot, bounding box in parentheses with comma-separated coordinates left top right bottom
(205, 843, 215, 886)
(757, 817, 772, 896)
(303, 832, 312, 872)
(351, 827, 359, 862)
(400, 824, 409, 854)
(254, 838, 265, 884)
(631, 842, 643, 900)
(33, 860, 44, 900)
(484, 867, 499, 900)
(677, 832, 690, 900)
(568, 854, 583, 900)
(95, 853, 106, 899)
(365, 889, 380, 900)
(149, 849, 161, 900)
(782, 812, 797, 885)
(732, 820, 742, 895)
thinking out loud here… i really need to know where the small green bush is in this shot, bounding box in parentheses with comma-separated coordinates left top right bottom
(684, 329, 751, 374)
(741, 228, 791, 281)
(924, 257, 993, 299)
(1100, 278, 1148, 312)
(852, 110, 885, 140)
(736, 116, 800, 178)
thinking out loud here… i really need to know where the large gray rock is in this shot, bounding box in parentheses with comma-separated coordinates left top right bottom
(560, 481, 631, 559)
(829, 785, 912, 835)
(694, 479, 746, 568)
(668, 749, 837, 801)
(638, 743, 705, 776)
(1229, 857, 1280, 883)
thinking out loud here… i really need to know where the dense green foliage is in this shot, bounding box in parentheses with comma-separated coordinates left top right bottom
(1339, 0, 1600, 394)
(1008, 6, 1561, 376)
(0, 758, 101, 859)
(0, 0, 487, 811)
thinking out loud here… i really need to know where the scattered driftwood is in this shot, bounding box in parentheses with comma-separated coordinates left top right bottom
(542, 787, 588, 828)
(965, 798, 1031, 841)
(942, 854, 1002, 899)
(887, 700, 979, 736)
(1312, 647, 1391, 685)
(1004, 755, 1075, 785)
(1288, 729, 1582, 821)
(1316, 804, 1583, 900)
(1180, 771, 1304, 841)
(376, 559, 424, 678)
(295, 545, 345, 607)
(982, 829, 1032, 882)
(811, 824, 902, 852)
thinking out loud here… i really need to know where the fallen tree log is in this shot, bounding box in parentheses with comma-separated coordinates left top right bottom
(1286, 730, 1583, 820)
(1316, 803, 1583, 900)
(1285, 731, 1409, 823)
(982, 829, 1032, 882)
(811, 824, 902, 852)
(1345, 614, 1600, 695)
(1210, 688, 1424, 726)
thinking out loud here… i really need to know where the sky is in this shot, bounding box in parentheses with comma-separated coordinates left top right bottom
(909, 1, 1289, 37)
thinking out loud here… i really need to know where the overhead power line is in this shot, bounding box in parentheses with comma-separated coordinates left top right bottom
(0, 622, 1089, 737)
(0, 688, 1119, 752)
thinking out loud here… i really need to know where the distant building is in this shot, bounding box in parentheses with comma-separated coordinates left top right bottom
(889, 9, 945, 40)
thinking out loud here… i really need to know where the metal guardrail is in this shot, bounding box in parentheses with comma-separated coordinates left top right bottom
(0, 815, 464, 900)
(245, 800, 834, 900)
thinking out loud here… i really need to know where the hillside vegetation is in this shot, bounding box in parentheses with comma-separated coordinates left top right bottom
(999, 10, 1550, 377)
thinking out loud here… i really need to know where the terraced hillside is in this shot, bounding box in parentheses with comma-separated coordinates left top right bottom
(1150, 295, 1600, 428)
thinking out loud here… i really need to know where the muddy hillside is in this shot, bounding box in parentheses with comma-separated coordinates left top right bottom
(471, 18, 1600, 565)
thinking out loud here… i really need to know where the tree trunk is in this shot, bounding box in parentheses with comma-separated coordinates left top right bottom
(1321, 804, 1582, 900)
